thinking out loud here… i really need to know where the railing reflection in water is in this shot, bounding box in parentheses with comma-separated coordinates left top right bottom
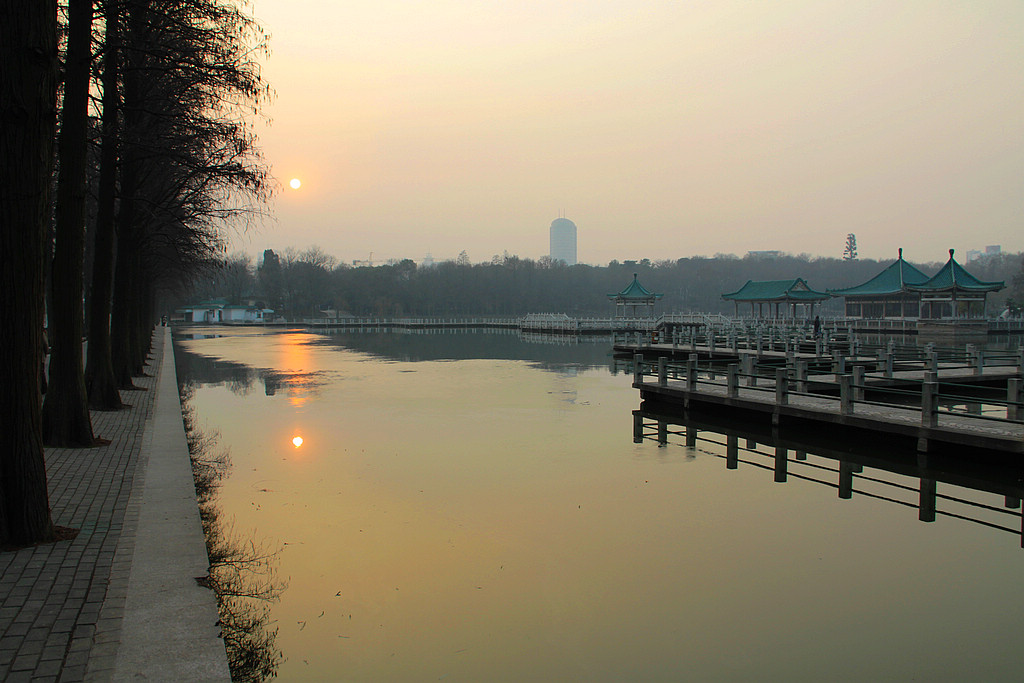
(633, 407, 1024, 548)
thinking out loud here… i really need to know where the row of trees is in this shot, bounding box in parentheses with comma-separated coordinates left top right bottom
(185, 248, 1024, 319)
(1, 1, 269, 546)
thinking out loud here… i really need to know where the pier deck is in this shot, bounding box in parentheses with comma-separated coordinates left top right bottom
(633, 357, 1024, 455)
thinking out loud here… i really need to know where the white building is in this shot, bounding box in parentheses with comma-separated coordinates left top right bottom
(549, 217, 577, 265)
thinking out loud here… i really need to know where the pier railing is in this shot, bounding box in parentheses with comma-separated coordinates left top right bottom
(633, 352, 1024, 449)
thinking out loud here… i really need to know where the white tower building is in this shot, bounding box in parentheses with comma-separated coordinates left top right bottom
(549, 217, 577, 265)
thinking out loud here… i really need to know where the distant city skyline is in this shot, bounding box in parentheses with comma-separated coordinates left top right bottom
(231, 236, 1015, 269)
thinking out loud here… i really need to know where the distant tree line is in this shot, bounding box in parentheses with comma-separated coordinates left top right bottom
(183, 248, 1024, 320)
(1, 0, 269, 546)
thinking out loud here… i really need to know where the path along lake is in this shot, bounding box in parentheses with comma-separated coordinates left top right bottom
(173, 326, 1024, 682)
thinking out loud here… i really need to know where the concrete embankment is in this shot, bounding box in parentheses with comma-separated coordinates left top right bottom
(0, 327, 229, 682)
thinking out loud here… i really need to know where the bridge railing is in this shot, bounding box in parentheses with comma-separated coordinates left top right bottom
(632, 353, 1024, 427)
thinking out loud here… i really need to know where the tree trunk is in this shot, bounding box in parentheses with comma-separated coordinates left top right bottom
(111, 0, 142, 389)
(0, 0, 58, 545)
(42, 0, 96, 447)
(85, 1, 124, 410)
(110, 189, 138, 388)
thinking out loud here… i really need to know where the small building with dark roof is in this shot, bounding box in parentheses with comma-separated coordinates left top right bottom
(828, 248, 930, 318)
(907, 249, 1004, 318)
(608, 273, 663, 318)
(829, 248, 1004, 319)
(722, 278, 829, 319)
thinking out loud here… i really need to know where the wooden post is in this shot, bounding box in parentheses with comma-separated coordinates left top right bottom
(853, 365, 865, 402)
(658, 357, 667, 387)
(975, 348, 984, 376)
(919, 478, 937, 522)
(774, 446, 788, 483)
(840, 375, 853, 415)
(838, 460, 854, 499)
(775, 368, 788, 406)
(658, 420, 668, 445)
(921, 378, 938, 428)
(687, 353, 698, 388)
(748, 355, 758, 387)
(726, 434, 738, 469)
(727, 364, 739, 398)
(885, 351, 894, 378)
(1008, 378, 1021, 421)
(796, 359, 807, 393)
(686, 426, 696, 449)
(633, 411, 643, 443)
(633, 353, 644, 385)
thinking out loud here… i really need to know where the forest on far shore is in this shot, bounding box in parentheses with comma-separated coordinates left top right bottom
(179, 247, 1024, 320)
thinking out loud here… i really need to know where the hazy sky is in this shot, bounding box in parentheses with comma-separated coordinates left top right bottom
(233, 0, 1024, 266)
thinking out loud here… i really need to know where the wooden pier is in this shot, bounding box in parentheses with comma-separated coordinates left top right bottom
(632, 352, 1024, 455)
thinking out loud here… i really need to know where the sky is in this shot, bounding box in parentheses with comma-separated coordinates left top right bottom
(231, 0, 1024, 266)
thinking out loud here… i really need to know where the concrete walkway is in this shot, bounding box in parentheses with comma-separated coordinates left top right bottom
(0, 327, 229, 682)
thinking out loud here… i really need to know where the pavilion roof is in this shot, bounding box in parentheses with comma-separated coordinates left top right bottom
(905, 249, 1005, 293)
(828, 249, 930, 297)
(608, 273, 663, 300)
(722, 278, 829, 303)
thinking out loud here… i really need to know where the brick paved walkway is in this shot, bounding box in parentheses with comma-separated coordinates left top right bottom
(0, 329, 224, 682)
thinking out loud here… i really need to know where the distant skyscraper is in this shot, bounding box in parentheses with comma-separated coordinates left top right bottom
(549, 217, 577, 265)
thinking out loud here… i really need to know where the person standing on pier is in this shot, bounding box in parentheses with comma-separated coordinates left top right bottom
(813, 315, 821, 339)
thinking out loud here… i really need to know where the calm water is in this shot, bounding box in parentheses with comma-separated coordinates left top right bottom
(174, 326, 1024, 682)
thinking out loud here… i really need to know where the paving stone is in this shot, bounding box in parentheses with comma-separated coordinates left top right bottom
(0, 333, 165, 682)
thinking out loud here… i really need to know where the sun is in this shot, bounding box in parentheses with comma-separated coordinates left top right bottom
(292, 436, 303, 448)
(289, 178, 301, 190)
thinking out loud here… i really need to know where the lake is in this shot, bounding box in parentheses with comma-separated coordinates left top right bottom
(173, 326, 1024, 682)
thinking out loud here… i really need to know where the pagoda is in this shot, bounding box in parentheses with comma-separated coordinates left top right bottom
(829, 248, 1003, 319)
(827, 248, 930, 318)
(608, 274, 663, 318)
(721, 278, 829, 319)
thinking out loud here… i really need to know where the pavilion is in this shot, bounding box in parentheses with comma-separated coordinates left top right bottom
(608, 273, 663, 318)
(721, 278, 829, 319)
(829, 248, 1004, 319)
(907, 249, 1004, 318)
(827, 248, 930, 318)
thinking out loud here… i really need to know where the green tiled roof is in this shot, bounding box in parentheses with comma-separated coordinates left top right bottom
(828, 249, 930, 296)
(722, 278, 829, 302)
(906, 249, 1004, 293)
(608, 274, 663, 300)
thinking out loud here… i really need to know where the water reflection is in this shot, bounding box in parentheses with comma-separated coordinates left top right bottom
(634, 405, 1024, 548)
(180, 384, 285, 681)
(174, 335, 328, 402)
(311, 329, 616, 372)
(173, 326, 1024, 681)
